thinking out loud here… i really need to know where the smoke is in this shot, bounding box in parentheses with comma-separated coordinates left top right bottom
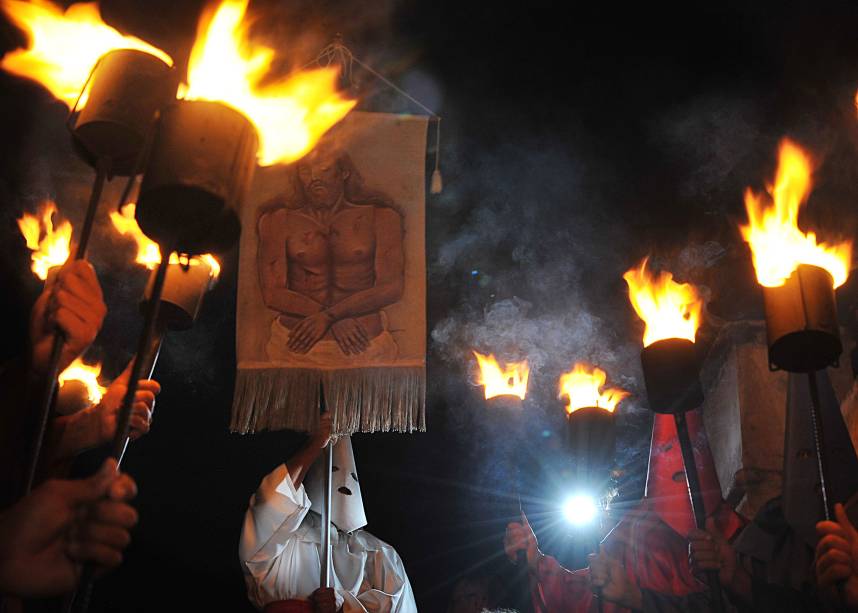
(425, 119, 666, 514)
(649, 94, 763, 216)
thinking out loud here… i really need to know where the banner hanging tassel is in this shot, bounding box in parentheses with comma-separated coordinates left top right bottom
(430, 118, 443, 194)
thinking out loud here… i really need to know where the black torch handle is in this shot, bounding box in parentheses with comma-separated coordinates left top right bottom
(111, 253, 169, 464)
(21, 159, 110, 498)
(319, 384, 333, 589)
(515, 493, 528, 567)
(117, 324, 167, 466)
(70, 252, 171, 613)
(75, 158, 110, 261)
(807, 372, 832, 520)
(674, 412, 724, 613)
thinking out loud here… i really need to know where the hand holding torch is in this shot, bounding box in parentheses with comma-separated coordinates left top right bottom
(20, 49, 177, 498)
(70, 94, 257, 613)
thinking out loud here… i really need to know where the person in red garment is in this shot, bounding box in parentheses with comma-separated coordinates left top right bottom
(505, 410, 744, 612)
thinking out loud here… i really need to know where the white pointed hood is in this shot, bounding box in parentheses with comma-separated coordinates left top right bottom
(305, 436, 367, 534)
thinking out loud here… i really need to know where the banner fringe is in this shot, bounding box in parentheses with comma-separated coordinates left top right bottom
(230, 367, 425, 435)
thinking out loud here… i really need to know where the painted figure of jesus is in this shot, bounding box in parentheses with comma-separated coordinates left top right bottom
(257, 142, 405, 367)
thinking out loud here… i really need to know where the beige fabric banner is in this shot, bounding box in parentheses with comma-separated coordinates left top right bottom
(231, 112, 427, 435)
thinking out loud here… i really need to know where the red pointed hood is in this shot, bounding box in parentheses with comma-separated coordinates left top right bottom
(644, 410, 726, 538)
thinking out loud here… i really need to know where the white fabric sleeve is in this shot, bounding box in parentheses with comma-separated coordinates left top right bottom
(354, 547, 418, 613)
(239, 463, 312, 563)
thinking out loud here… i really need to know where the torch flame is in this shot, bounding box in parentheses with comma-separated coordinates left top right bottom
(109, 204, 221, 280)
(17, 201, 71, 280)
(109, 203, 160, 268)
(472, 351, 529, 400)
(183, 0, 356, 166)
(558, 363, 629, 415)
(58, 357, 106, 405)
(0, 0, 173, 106)
(623, 258, 703, 347)
(740, 139, 851, 289)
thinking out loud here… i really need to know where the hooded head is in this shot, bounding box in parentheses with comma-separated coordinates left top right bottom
(645, 410, 726, 537)
(304, 436, 367, 534)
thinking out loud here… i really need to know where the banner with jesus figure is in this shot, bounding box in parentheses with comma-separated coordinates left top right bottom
(231, 112, 427, 435)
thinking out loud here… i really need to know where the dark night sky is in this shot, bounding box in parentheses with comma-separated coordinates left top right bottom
(4, 1, 858, 611)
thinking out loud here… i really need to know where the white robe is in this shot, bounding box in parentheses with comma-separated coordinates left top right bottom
(239, 464, 418, 612)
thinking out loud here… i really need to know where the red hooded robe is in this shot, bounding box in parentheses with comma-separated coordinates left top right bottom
(531, 410, 744, 612)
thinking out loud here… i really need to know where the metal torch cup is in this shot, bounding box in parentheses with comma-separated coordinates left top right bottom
(763, 264, 841, 373)
(640, 338, 703, 414)
(136, 100, 258, 255)
(141, 258, 216, 331)
(71, 49, 177, 176)
(566, 407, 616, 486)
(486, 395, 524, 412)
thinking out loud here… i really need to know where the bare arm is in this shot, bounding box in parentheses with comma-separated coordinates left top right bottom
(257, 211, 323, 318)
(325, 208, 405, 321)
(286, 411, 332, 488)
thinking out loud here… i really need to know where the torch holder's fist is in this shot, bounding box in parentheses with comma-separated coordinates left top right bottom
(29, 260, 106, 375)
(816, 502, 858, 609)
(310, 586, 338, 613)
(93, 362, 161, 445)
(688, 517, 736, 587)
(311, 410, 334, 449)
(504, 512, 539, 571)
(588, 545, 642, 610)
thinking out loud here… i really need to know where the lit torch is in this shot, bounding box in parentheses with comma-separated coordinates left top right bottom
(108, 203, 220, 461)
(473, 350, 531, 568)
(624, 257, 723, 612)
(1, 0, 178, 175)
(110, 204, 221, 332)
(558, 364, 627, 486)
(740, 138, 851, 373)
(740, 139, 854, 521)
(5, 1, 180, 501)
(624, 257, 703, 412)
(135, 0, 355, 255)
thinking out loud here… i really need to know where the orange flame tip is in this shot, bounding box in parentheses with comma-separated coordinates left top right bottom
(740, 138, 851, 289)
(109, 204, 221, 280)
(623, 257, 703, 347)
(183, 0, 356, 166)
(473, 351, 529, 400)
(17, 200, 71, 280)
(558, 363, 628, 415)
(0, 0, 173, 106)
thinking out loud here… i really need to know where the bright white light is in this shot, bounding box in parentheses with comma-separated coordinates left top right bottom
(562, 493, 598, 526)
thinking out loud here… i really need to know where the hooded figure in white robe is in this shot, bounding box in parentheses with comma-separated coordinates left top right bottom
(239, 436, 417, 613)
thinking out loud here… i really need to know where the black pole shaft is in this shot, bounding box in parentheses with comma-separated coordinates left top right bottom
(319, 385, 332, 589)
(674, 412, 724, 613)
(74, 158, 110, 260)
(806, 371, 832, 520)
(112, 255, 169, 464)
(516, 492, 527, 568)
(70, 252, 171, 613)
(118, 324, 166, 466)
(22, 337, 64, 495)
(22, 159, 110, 497)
